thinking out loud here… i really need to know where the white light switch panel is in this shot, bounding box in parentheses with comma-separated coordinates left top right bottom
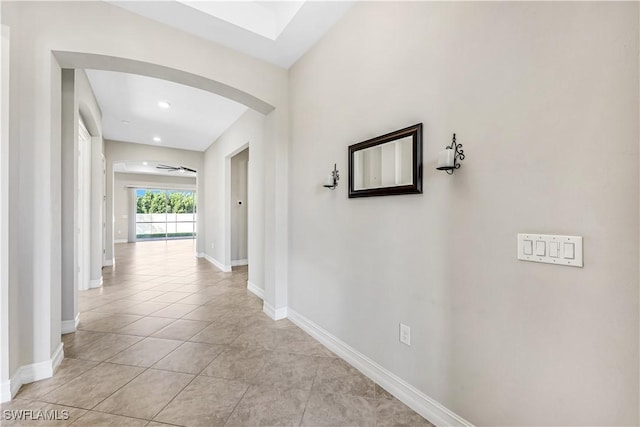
(517, 234, 583, 267)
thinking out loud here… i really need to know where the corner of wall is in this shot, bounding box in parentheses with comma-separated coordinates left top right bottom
(4, 342, 64, 402)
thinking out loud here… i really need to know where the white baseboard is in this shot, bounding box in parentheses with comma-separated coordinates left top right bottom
(61, 313, 80, 334)
(3, 342, 64, 402)
(114, 239, 127, 244)
(247, 281, 264, 300)
(88, 277, 103, 289)
(8, 367, 20, 400)
(103, 258, 114, 267)
(287, 309, 473, 427)
(51, 343, 64, 372)
(199, 253, 231, 273)
(0, 379, 10, 403)
(231, 259, 248, 267)
(263, 301, 287, 320)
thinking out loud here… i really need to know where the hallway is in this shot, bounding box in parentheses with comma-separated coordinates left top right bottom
(3, 241, 430, 426)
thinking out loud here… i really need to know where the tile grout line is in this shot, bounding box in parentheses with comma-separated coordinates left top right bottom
(42, 242, 394, 425)
(297, 356, 321, 427)
(69, 406, 153, 425)
(146, 371, 199, 424)
(83, 362, 151, 413)
(221, 380, 253, 427)
(14, 358, 100, 402)
(24, 361, 149, 417)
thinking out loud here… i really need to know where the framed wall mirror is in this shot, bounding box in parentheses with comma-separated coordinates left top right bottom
(348, 123, 423, 198)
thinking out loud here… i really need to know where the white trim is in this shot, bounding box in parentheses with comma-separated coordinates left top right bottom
(114, 239, 127, 244)
(18, 357, 53, 385)
(103, 258, 114, 267)
(61, 313, 80, 334)
(0, 380, 10, 403)
(198, 252, 231, 272)
(51, 343, 64, 373)
(263, 301, 287, 320)
(8, 368, 20, 400)
(247, 281, 264, 300)
(287, 308, 474, 427)
(3, 343, 65, 402)
(231, 259, 248, 267)
(0, 24, 10, 406)
(88, 277, 103, 289)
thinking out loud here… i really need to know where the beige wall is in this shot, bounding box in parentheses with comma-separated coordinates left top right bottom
(289, 2, 639, 425)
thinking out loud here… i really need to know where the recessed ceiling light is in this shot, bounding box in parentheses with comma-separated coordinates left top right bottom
(153, 137, 161, 143)
(158, 101, 171, 109)
(142, 161, 148, 166)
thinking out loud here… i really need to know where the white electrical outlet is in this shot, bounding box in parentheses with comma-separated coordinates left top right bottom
(211, 243, 215, 249)
(399, 323, 411, 346)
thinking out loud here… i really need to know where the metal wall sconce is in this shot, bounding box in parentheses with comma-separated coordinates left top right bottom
(436, 133, 465, 175)
(323, 163, 340, 190)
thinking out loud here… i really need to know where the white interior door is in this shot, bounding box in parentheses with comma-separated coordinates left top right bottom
(77, 119, 91, 291)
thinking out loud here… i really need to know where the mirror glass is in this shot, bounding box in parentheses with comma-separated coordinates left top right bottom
(352, 136, 413, 191)
(348, 123, 422, 198)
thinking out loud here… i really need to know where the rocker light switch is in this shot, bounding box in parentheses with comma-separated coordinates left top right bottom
(563, 242, 575, 259)
(549, 242, 560, 258)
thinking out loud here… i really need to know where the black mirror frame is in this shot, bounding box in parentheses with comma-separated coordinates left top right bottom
(348, 123, 423, 198)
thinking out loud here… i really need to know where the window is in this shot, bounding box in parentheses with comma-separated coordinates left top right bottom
(135, 189, 196, 240)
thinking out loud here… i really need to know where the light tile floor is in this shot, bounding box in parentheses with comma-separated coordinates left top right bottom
(4, 240, 433, 426)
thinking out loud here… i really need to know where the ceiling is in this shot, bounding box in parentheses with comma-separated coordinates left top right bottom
(107, 1, 353, 68)
(86, 1, 354, 165)
(86, 69, 248, 152)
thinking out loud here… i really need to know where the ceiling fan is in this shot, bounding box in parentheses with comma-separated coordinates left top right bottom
(156, 164, 197, 173)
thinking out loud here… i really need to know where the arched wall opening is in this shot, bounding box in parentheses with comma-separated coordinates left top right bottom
(1, 0, 289, 400)
(58, 52, 272, 343)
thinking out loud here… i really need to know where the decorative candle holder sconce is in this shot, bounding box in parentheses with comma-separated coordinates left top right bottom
(323, 163, 340, 190)
(436, 133, 465, 175)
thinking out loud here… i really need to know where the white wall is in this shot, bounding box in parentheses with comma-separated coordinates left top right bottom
(203, 110, 265, 289)
(231, 148, 249, 262)
(4, 5, 62, 374)
(289, 2, 639, 426)
(113, 172, 196, 243)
